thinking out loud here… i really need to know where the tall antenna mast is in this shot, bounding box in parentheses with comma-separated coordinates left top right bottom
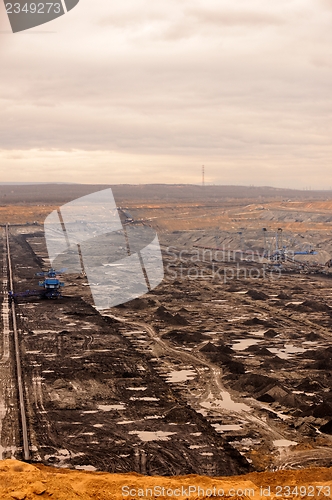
(202, 165, 205, 187)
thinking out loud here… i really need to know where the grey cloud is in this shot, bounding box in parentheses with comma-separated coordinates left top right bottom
(320, 0, 332, 8)
(97, 8, 284, 43)
(0, 0, 332, 188)
(98, 11, 164, 28)
(186, 8, 284, 27)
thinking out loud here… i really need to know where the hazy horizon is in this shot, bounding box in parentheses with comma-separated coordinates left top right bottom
(0, 181, 331, 193)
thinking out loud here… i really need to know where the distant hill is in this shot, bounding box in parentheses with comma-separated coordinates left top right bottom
(0, 183, 332, 205)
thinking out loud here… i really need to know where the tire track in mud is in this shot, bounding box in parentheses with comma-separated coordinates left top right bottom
(273, 447, 332, 471)
(102, 312, 292, 461)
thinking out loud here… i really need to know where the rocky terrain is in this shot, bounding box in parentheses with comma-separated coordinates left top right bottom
(2, 184, 332, 478)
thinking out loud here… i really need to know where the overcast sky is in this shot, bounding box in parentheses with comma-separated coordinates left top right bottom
(0, 0, 332, 188)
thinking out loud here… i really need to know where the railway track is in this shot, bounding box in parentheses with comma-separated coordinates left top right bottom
(5, 224, 30, 461)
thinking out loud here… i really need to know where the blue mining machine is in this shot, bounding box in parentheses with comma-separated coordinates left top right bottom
(9, 268, 65, 301)
(262, 228, 317, 269)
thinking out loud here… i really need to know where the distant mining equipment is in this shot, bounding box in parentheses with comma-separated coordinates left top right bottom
(193, 227, 324, 274)
(261, 228, 321, 273)
(9, 268, 65, 302)
(194, 230, 314, 269)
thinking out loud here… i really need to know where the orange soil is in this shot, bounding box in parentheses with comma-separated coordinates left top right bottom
(1, 200, 332, 231)
(1, 460, 332, 500)
(0, 206, 58, 225)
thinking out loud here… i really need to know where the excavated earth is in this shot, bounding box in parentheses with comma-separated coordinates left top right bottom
(6, 228, 250, 477)
(2, 186, 332, 484)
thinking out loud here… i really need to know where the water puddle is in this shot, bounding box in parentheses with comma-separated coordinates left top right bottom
(268, 344, 306, 359)
(212, 423, 243, 432)
(200, 391, 250, 413)
(232, 339, 262, 351)
(75, 465, 97, 471)
(30, 330, 57, 334)
(129, 397, 160, 401)
(103, 263, 125, 267)
(98, 404, 126, 411)
(165, 369, 196, 383)
(273, 439, 297, 448)
(260, 405, 290, 421)
(128, 431, 176, 442)
(228, 316, 250, 322)
(252, 330, 267, 337)
(44, 449, 84, 465)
